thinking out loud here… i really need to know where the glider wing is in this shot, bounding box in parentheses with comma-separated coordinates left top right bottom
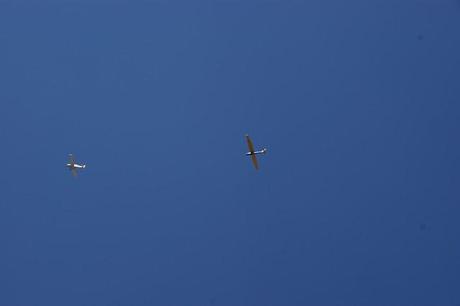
(245, 135, 255, 153)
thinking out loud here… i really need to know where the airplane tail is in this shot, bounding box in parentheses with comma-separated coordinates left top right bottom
(262, 148, 268, 154)
(82, 165, 86, 169)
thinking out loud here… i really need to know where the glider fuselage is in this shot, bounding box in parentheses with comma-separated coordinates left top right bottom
(245, 149, 267, 156)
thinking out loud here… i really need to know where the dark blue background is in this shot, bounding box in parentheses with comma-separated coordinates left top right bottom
(1, 1, 459, 305)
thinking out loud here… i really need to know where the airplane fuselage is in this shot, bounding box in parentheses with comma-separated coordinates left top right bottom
(67, 163, 86, 169)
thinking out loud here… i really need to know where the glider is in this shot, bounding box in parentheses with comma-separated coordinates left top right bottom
(245, 134, 267, 170)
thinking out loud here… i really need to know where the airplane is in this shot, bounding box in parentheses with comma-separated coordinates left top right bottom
(66, 154, 86, 177)
(245, 134, 267, 170)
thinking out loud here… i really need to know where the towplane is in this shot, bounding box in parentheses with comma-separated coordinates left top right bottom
(66, 154, 86, 177)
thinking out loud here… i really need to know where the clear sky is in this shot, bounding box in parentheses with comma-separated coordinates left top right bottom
(1, 1, 460, 305)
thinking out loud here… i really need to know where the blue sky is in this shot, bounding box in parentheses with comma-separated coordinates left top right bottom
(0, 1, 459, 305)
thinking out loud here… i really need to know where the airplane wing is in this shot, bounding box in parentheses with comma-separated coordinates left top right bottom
(68, 154, 75, 165)
(251, 154, 259, 170)
(245, 135, 255, 153)
(71, 169, 78, 177)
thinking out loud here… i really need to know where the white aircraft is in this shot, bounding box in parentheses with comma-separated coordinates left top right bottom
(245, 134, 267, 170)
(66, 154, 86, 177)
